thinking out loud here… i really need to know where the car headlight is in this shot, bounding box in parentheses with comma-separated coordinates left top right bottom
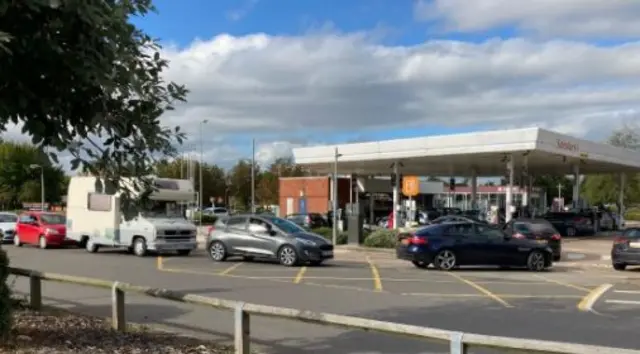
(297, 239, 317, 246)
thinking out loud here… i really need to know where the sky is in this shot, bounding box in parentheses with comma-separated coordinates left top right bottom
(9, 0, 640, 169)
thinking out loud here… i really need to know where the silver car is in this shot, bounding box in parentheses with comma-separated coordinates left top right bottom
(207, 214, 334, 266)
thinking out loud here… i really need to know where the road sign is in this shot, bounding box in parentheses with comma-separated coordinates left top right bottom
(402, 176, 419, 197)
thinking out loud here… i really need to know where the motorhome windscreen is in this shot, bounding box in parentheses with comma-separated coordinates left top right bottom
(141, 201, 183, 218)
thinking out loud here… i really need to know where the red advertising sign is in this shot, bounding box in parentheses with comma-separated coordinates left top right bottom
(556, 139, 579, 152)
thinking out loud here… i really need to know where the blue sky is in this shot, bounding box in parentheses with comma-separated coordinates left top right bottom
(127, 1, 640, 166)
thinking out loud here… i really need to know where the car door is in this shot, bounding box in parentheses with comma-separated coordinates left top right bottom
(473, 224, 511, 265)
(18, 214, 37, 243)
(442, 223, 478, 264)
(222, 216, 250, 253)
(247, 217, 279, 258)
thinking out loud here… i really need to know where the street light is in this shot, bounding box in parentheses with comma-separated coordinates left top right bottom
(199, 119, 208, 226)
(29, 164, 44, 211)
(332, 147, 343, 246)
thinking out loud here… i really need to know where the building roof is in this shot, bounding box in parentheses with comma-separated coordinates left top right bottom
(292, 127, 640, 176)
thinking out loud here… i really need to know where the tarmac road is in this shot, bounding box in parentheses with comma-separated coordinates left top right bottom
(4, 244, 640, 354)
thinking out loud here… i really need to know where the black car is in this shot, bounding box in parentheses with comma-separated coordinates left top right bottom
(611, 227, 640, 271)
(396, 222, 554, 271)
(429, 214, 489, 225)
(541, 212, 594, 237)
(502, 219, 562, 261)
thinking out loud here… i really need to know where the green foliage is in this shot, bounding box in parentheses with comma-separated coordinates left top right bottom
(0, 1, 188, 220)
(227, 159, 259, 210)
(363, 229, 398, 248)
(625, 209, 640, 221)
(0, 249, 11, 340)
(310, 227, 348, 245)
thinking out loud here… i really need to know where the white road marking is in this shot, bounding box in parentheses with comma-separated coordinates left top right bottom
(605, 300, 640, 306)
(613, 290, 640, 294)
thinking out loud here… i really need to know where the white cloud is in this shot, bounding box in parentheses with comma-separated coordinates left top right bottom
(160, 32, 640, 156)
(414, 0, 640, 38)
(255, 141, 299, 166)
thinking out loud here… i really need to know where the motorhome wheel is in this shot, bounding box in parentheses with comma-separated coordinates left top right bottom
(133, 237, 148, 257)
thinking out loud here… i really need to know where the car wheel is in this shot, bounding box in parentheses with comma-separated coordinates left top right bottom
(565, 227, 576, 237)
(433, 249, 457, 271)
(412, 260, 429, 269)
(38, 236, 48, 249)
(13, 235, 22, 247)
(132, 237, 148, 257)
(278, 245, 299, 267)
(85, 238, 99, 253)
(208, 241, 227, 262)
(613, 263, 627, 271)
(526, 250, 547, 271)
(176, 249, 191, 256)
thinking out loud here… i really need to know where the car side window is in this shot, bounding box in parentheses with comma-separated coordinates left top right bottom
(19, 215, 35, 224)
(477, 225, 505, 240)
(624, 228, 640, 238)
(443, 223, 473, 236)
(225, 216, 247, 231)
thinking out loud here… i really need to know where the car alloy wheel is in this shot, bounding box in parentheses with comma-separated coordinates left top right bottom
(39, 236, 47, 249)
(527, 251, 546, 271)
(209, 241, 227, 262)
(13, 235, 22, 247)
(434, 250, 456, 271)
(278, 245, 298, 267)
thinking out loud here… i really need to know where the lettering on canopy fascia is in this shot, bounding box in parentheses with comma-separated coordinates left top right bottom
(556, 139, 579, 152)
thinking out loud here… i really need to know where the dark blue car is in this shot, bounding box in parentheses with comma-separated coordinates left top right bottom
(396, 222, 553, 271)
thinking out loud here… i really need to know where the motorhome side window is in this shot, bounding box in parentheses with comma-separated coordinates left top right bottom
(87, 193, 112, 212)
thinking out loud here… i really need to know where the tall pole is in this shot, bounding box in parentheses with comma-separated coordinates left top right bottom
(251, 138, 256, 213)
(199, 120, 208, 225)
(40, 168, 44, 211)
(332, 147, 340, 245)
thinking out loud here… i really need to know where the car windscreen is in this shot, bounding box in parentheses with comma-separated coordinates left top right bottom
(0, 214, 17, 223)
(40, 214, 66, 225)
(267, 216, 306, 234)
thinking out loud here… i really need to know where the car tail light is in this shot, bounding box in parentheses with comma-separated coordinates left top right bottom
(614, 236, 628, 245)
(551, 234, 561, 241)
(513, 233, 526, 239)
(410, 235, 428, 245)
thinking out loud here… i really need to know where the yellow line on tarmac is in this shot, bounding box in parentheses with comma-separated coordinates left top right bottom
(156, 256, 164, 270)
(578, 283, 613, 312)
(531, 274, 592, 293)
(293, 266, 307, 284)
(366, 256, 383, 291)
(447, 272, 513, 308)
(218, 262, 244, 275)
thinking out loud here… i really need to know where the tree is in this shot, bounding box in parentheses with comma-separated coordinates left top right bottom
(228, 159, 259, 210)
(1, 1, 187, 218)
(1, 1, 187, 337)
(256, 171, 278, 205)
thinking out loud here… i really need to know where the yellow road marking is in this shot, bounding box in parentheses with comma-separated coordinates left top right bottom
(218, 262, 244, 275)
(532, 274, 592, 292)
(447, 272, 513, 307)
(366, 256, 383, 291)
(578, 283, 613, 312)
(293, 266, 307, 284)
(156, 256, 163, 270)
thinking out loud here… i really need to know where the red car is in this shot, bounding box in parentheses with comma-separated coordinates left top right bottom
(14, 212, 71, 249)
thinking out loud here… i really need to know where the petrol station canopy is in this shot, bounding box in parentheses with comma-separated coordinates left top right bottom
(292, 128, 640, 177)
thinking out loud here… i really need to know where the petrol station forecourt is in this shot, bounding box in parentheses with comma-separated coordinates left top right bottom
(292, 127, 640, 227)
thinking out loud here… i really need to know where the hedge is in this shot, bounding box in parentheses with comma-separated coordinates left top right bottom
(310, 227, 348, 245)
(363, 229, 399, 248)
(626, 209, 640, 221)
(0, 248, 11, 340)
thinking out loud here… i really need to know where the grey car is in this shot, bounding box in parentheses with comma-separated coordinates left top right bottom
(207, 214, 334, 266)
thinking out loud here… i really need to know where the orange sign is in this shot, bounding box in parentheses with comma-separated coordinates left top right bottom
(402, 176, 419, 197)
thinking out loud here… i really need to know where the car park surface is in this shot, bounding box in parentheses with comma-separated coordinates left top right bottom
(5, 244, 640, 353)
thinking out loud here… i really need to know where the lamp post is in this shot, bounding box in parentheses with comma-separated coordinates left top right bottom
(199, 119, 208, 225)
(332, 147, 342, 246)
(29, 164, 44, 211)
(251, 138, 256, 213)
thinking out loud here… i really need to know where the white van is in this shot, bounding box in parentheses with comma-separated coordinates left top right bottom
(65, 176, 198, 257)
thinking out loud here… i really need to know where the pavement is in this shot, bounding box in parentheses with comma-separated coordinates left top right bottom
(4, 243, 640, 353)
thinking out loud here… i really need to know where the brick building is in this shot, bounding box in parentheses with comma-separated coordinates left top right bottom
(279, 176, 352, 216)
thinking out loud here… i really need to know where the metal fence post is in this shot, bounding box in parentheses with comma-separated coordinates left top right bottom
(234, 302, 250, 354)
(450, 332, 467, 354)
(29, 272, 42, 310)
(111, 282, 126, 332)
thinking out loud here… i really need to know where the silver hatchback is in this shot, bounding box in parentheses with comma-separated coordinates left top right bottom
(207, 214, 334, 266)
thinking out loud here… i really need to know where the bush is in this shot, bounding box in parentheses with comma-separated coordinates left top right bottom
(310, 227, 348, 245)
(363, 229, 398, 248)
(0, 248, 11, 340)
(625, 209, 640, 221)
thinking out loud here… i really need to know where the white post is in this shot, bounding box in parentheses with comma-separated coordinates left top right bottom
(332, 148, 340, 245)
(572, 164, 580, 208)
(392, 163, 400, 229)
(619, 174, 626, 219)
(470, 171, 478, 210)
(505, 154, 514, 223)
(234, 303, 250, 354)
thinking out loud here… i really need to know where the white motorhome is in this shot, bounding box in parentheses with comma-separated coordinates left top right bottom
(66, 176, 198, 257)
